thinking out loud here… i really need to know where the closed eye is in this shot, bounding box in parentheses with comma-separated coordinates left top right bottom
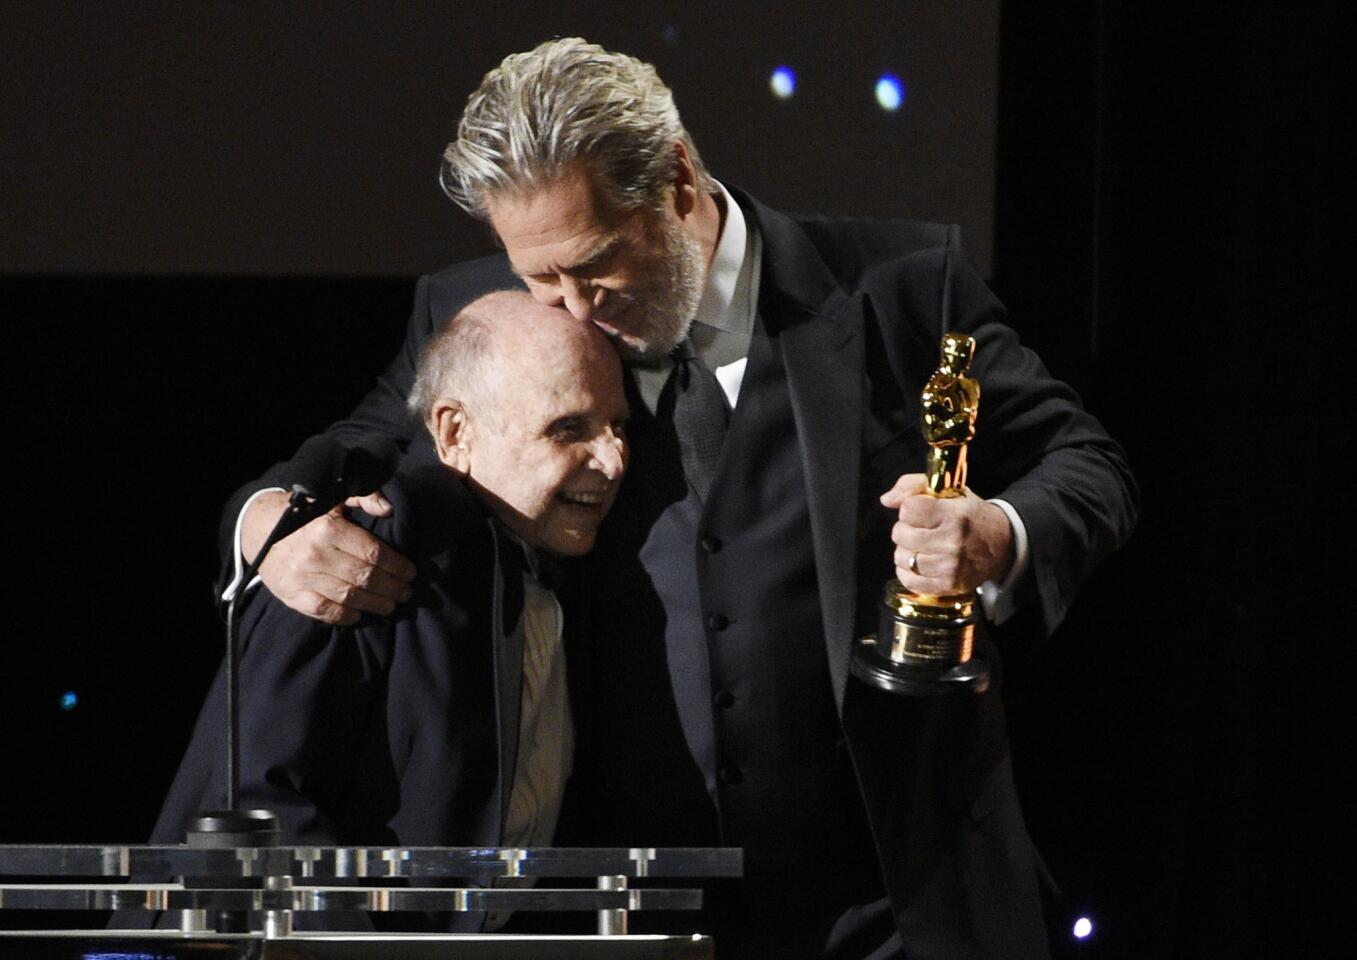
(569, 243, 621, 278)
(546, 415, 587, 440)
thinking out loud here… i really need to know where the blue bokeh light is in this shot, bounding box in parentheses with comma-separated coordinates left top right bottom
(1073, 916, 1094, 939)
(875, 73, 906, 112)
(770, 66, 796, 100)
(60, 690, 78, 711)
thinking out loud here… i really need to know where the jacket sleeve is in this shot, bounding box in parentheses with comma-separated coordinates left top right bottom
(226, 597, 392, 841)
(146, 595, 392, 850)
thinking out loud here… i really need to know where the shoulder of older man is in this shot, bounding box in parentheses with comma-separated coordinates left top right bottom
(358, 458, 497, 596)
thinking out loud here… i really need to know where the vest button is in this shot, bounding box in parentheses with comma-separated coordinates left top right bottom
(718, 763, 743, 785)
(701, 536, 723, 553)
(707, 613, 730, 631)
(714, 689, 735, 709)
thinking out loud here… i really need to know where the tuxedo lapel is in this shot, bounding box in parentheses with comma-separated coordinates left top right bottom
(738, 191, 865, 709)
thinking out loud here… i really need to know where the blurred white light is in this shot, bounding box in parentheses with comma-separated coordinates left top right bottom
(1073, 916, 1094, 939)
(875, 74, 905, 111)
(770, 66, 796, 99)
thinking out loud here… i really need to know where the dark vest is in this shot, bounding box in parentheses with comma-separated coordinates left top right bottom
(562, 315, 888, 955)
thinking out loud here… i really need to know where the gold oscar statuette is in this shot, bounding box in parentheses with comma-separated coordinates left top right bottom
(850, 332, 991, 695)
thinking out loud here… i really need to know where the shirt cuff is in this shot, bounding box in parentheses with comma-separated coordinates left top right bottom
(221, 487, 285, 604)
(976, 498, 1028, 626)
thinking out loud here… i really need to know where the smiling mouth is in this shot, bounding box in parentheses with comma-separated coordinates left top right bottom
(559, 490, 608, 507)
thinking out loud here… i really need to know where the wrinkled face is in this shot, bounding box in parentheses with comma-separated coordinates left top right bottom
(465, 325, 630, 556)
(487, 165, 705, 364)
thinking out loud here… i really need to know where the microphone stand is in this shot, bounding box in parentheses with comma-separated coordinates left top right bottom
(184, 487, 329, 931)
(222, 486, 331, 810)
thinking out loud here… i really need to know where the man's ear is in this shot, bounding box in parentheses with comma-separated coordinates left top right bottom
(431, 399, 472, 475)
(671, 140, 699, 218)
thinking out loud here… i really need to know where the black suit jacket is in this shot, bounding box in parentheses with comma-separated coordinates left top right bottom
(169, 463, 527, 931)
(218, 188, 1137, 956)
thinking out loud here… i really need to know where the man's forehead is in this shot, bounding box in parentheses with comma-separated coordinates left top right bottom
(495, 360, 625, 430)
(486, 169, 633, 270)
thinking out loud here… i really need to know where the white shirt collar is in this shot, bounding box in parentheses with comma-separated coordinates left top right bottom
(632, 181, 760, 411)
(692, 182, 753, 336)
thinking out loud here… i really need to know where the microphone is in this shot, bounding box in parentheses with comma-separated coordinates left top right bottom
(270, 434, 401, 542)
(223, 434, 401, 604)
(288, 433, 401, 508)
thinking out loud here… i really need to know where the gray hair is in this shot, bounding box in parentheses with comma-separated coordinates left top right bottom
(440, 37, 717, 219)
(407, 293, 511, 431)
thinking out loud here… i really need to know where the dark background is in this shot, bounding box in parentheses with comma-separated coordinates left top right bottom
(0, 3, 1342, 957)
(0, 2, 1000, 275)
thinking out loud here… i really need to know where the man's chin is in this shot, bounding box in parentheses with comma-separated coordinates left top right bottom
(538, 520, 605, 557)
(613, 320, 693, 366)
(543, 535, 596, 557)
(616, 339, 669, 367)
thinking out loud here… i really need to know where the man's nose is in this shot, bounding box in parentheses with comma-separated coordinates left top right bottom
(560, 276, 603, 322)
(590, 428, 626, 480)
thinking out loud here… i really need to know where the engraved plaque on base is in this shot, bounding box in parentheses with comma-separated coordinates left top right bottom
(850, 581, 989, 695)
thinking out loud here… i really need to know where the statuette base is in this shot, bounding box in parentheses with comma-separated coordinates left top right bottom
(851, 633, 990, 695)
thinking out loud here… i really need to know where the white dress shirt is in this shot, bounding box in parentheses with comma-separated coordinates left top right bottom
(484, 549, 571, 931)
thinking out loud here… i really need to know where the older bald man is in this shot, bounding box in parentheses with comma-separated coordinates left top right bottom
(146, 292, 626, 932)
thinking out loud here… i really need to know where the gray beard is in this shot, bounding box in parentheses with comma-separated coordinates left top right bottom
(616, 216, 705, 366)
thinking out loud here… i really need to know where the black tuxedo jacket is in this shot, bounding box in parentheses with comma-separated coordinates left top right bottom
(169, 464, 528, 931)
(219, 188, 1137, 956)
